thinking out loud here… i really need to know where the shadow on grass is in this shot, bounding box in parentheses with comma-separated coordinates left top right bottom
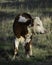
(0, 45, 52, 65)
(0, 0, 52, 9)
(0, 11, 16, 21)
(0, 36, 52, 65)
(0, 48, 52, 65)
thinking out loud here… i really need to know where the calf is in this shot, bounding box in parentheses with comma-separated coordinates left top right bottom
(13, 13, 47, 59)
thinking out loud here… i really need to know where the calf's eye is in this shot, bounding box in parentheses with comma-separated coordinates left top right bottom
(37, 24, 40, 26)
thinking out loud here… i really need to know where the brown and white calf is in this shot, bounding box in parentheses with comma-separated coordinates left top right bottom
(13, 13, 47, 59)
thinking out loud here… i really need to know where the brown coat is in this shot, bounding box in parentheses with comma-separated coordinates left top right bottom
(13, 13, 33, 38)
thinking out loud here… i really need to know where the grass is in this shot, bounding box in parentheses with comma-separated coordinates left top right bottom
(0, 0, 52, 65)
(0, 17, 52, 64)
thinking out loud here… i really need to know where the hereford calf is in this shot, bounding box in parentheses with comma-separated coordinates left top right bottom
(13, 13, 47, 59)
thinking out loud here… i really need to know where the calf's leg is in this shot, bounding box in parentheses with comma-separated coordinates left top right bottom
(24, 40, 32, 58)
(13, 38, 19, 60)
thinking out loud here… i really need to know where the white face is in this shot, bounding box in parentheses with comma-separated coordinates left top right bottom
(32, 17, 46, 34)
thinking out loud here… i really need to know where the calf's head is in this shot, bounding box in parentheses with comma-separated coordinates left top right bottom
(32, 17, 47, 34)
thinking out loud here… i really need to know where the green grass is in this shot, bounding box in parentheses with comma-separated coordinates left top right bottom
(0, 17, 52, 62)
(0, 0, 52, 65)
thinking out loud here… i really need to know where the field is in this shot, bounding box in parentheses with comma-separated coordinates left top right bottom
(0, 0, 52, 65)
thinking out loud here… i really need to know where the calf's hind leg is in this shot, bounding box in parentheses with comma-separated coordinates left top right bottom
(13, 38, 19, 60)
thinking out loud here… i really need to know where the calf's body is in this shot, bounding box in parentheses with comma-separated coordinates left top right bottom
(13, 13, 33, 59)
(13, 13, 47, 59)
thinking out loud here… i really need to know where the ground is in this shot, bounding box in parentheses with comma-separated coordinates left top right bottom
(0, 0, 52, 65)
